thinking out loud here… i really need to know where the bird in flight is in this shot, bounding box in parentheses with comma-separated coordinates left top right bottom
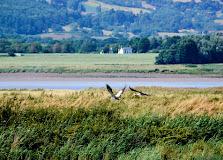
(106, 84, 126, 100)
(129, 86, 150, 97)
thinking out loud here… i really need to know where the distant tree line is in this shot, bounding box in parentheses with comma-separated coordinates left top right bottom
(0, 36, 162, 54)
(155, 35, 223, 64)
(0, 35, 222, 64)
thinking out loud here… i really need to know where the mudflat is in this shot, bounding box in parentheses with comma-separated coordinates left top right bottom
(0, 72, 223, 82)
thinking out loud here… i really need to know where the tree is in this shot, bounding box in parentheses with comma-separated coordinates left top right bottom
(130, 38, 140, 53)
(28, 43, 42, 53)
(175, 38, 200, 64)
(52, 43, 62, 53)
(138, 38, 150, 53)
(156, 48, 176, 64)
(102, 45, 110, 53)
(96, 5, 102, 13)
(201, 36, 223, 63)
(0, 40, 11, 53)
(161, 36, 181, 49)
(61, 42, 74, 53)
(156, 36, 204, 64)
(150, 37, 161, 50)
(80, 39, 97, 53)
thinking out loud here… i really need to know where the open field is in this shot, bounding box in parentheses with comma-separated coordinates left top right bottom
(0, 54, 223, 75)
(0, 88, 223, 159)
(215, 19, 223, 25)
(82, 0, 152, 15)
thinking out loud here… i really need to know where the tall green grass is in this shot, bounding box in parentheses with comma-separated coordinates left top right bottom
(1, 102, 223, 159)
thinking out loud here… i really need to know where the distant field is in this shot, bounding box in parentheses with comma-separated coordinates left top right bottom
(0, 54, 223, 75)
(82, 0, 152, 15)
(215, 19, 223, 25)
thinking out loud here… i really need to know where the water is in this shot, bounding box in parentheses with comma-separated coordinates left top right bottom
(0, 81, 223, 90)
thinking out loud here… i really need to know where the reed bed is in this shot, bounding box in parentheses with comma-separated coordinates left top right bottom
(0, 87, 223, 159)
(1, 87, 222, 117)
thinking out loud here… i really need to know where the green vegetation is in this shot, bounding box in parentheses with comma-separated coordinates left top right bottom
(0, 36, 158, 54)
(156, 35, 223, 64)
(0, 54, 223, 75)
(0, 34, 222, 66)
(0, 54, 156, 73)
(0, 35, 222, 74)
(0, 88, 223, 159)
(0, 0, 222, 37)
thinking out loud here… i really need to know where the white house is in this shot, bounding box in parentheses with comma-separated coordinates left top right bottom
(118, 47, 133, 54)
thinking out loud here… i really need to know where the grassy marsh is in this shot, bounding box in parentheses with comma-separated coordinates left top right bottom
(1, 87, 222, 117)
(0, 88, 223, 159)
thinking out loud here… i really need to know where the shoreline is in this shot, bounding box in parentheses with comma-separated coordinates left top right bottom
(0, 72, 223, 82)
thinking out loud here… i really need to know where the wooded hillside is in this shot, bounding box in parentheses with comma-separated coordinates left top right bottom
(0, 0, 222, 37)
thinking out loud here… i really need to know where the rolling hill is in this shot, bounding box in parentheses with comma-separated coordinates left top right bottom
(0, 0, 222, 38)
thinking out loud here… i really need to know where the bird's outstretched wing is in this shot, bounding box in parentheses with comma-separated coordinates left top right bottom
(106, 84, 114, 96)
(129, 87, 149, 96)
(129, 87, 140, 93)
(115, 86, 126, 98)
